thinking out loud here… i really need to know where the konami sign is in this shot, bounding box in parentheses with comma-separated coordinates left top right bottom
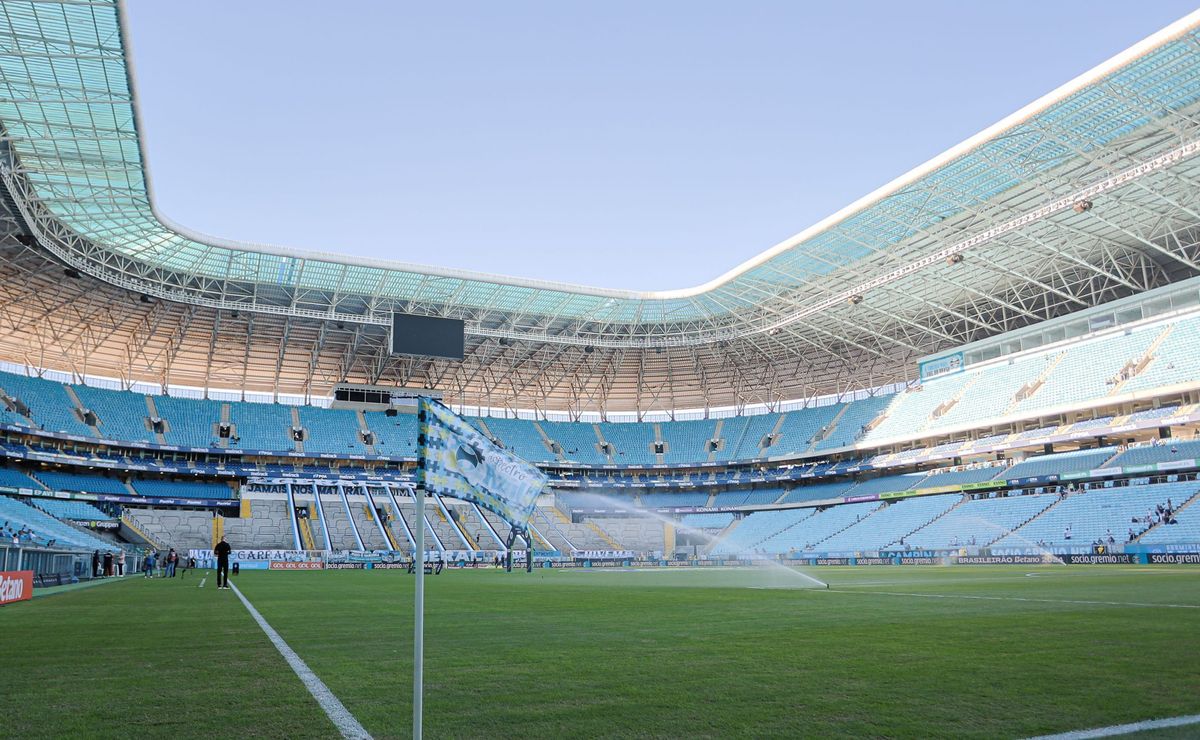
(0, 570, 32, 606)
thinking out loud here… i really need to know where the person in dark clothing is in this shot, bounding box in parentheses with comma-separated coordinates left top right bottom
(102, 551, 113, 577)
(92, 550, 100, 578)
(215, 537, 232, 590)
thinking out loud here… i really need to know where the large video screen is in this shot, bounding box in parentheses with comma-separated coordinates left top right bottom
(391, 313, 465, 360)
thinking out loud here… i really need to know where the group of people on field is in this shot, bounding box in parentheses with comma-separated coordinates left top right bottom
(139, 548, 188, 578)
(91, 549, 124, 577)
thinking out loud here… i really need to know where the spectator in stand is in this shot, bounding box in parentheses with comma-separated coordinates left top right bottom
(116, 550, 125, 577)
(1128, 528, 1137, 543)
(1064, 525, 1072, 541)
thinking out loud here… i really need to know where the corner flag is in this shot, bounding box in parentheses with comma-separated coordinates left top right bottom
(417, 398, 548, 527)
(410, 398, 548, 739)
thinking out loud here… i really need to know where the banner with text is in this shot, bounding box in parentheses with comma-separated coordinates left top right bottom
(418, 398, 547, 527)
(0, 570, 32, 606)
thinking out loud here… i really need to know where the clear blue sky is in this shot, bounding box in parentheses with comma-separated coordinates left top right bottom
(124, 1, 1198, 291)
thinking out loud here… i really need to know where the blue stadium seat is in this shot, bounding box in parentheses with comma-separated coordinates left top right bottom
(0, 467, 45, 490)
(478, 417, 555, 463)
(227, 401, 294, 451)
(1003, 447, 1118, 479)
(817, 494, 960, 551)
(363, 411, 419, 457)
(298, 406, 364, 454)
(1104, 439, 1200, 468)
(906, 492, 1057, 548)
(639, 492, 710, 508)
(35, 469, 129, 495)
(0, 494, 116, 550)
(679, 513, 735, 529)
(597, 422, 657, 465)
(540, 420, 609, 465)
(0, 371, 95, 436)
(31, 497, 112, 521)
(154, 395, 223, 447)
(132, 479, 233, 499)
(72, 385, 155, 442)
(659, 419, 718, 464)
(815, 395, 892, 449)
(995, 482, 1193, 547)
(757, 502, 882, 553)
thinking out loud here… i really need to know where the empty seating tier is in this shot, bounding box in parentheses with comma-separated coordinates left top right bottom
(35, 470, 129, 495)
(1003, 447, 1118, 479)
(817, 494, 960, 551)
(905, 493, 1057, 549)
(132, 479, 234, 499)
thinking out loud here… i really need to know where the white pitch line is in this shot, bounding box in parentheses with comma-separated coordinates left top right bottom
(1026, 713, 1200, 739)
(230, 582, 373, 740)
(824, 588, 1200, 609)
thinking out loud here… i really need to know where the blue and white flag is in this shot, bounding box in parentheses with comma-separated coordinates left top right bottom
(417, 398, 548, 527)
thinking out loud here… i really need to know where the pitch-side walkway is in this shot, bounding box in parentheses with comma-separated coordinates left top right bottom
(32, 574, 137, 599)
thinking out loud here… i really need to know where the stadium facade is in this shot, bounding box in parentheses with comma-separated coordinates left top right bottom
(0, 3, 1199, 571)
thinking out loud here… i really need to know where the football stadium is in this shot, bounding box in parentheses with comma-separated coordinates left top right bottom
(2, 2, 1200, 738)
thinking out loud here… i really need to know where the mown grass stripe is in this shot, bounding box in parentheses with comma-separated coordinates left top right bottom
(230, 581, 374, 740)
(826, 588, 1200, 609)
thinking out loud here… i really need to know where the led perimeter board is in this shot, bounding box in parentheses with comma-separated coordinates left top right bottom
(391, 313, 466, 360)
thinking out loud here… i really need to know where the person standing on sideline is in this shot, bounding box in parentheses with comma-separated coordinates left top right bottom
(144, 550, 156, 578)
(102, 550, 113, 577)
(116, 549, 126, 577)
(215, 536, 232, 590)
(166, 548, 178, 578)
(91, 550, 100, 578)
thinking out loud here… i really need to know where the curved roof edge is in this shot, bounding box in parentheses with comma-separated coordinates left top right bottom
(117, 1, 1200, 300)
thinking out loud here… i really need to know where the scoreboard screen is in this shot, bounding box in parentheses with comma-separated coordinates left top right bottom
(390, 313, 465, 360)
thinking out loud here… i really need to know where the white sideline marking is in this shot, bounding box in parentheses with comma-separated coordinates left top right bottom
(825, 589, 1200, 609)
(1026, 713, 1200, 739)
(230, 582, 373, 740)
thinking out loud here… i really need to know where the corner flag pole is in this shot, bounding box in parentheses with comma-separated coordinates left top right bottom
(413, 482, 425, 740)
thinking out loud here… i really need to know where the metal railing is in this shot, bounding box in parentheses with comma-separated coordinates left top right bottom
(0, 544, 144, 583)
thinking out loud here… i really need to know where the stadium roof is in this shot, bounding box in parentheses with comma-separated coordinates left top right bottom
(0, 1, 1199, 414)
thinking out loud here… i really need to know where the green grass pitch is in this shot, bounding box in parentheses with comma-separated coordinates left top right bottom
(2, 565, 1198, 739)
